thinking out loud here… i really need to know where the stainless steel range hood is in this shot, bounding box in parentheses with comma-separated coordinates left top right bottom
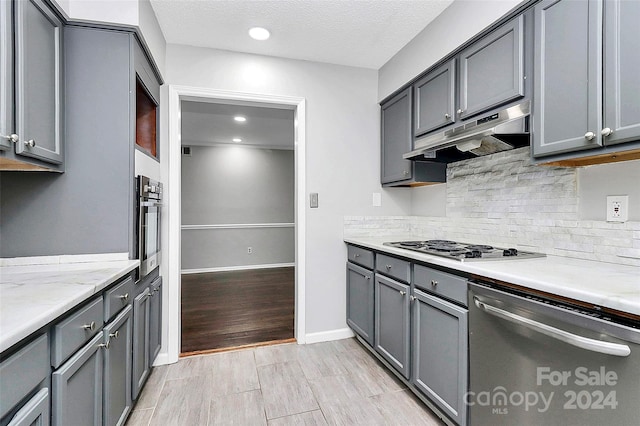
(404, 101, 530, 160)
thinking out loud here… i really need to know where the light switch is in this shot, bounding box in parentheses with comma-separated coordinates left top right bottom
(373, 192, 381, 207)
(310, 193, 319, 208)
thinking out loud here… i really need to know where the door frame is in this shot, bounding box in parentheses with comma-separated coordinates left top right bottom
(160, 85, 306, 364)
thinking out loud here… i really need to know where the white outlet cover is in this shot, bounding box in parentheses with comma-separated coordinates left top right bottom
(372, 192, 381, 207)
(606, 195, 629, 222)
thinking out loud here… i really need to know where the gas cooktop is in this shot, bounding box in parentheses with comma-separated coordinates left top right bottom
(384, 240, 545, 262)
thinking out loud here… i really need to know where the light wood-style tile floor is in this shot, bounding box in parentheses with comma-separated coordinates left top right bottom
(126, 338, 444, 426)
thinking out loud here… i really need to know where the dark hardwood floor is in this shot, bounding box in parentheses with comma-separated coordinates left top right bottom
(181, 267, 294, 353)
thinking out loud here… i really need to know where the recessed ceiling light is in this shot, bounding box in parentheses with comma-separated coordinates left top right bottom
(249, 27, 270, 41)
(232, 138, 242, 143)
(233, 116, 247, 122)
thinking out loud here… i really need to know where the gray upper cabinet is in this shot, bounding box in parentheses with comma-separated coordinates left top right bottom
(0, 0, 13, 152)
(374, 274, 410, 379)
(414, 60, 456, 136)
(14, 0, 63, 165)
(533, 0, 602, 157)
(381, 88, 413, 184)
(603, 0, 640, 147)
(458, 15, 525, 120)
(533, 0, 640, 160)
(346, 261, 374, 346)
(412, 289, 468, 426)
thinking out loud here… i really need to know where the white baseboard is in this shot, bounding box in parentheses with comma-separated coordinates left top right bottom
(181, 263, 295, 274)
(305, 327, 355, 344)
(152, 352, 175, 366)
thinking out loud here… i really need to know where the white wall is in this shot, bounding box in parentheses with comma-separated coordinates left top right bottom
(378, 0, 524, 101)
(164, 45, 411, 336)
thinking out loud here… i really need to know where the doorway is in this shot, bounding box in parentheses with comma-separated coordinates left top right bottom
(179, 101, 296, 354)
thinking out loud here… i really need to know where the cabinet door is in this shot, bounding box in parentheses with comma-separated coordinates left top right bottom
(14, 0, 63, 164)
(414, 60, 455, 136)
(346, 262, 374, 346)
(532, 0, 603, 157)
(52, 332, 103, 426)
(604, 0, 640, 146)
(7, 388, 49, 426)
(412, 290, 468, 426)
(0, 0, 13, 151)
(381, 87, 413, 184)
(103, 306, 132, 426)
(458, 15, 525, 119)
(149, 278, 163, 366)
(374, 274, 410, 379)
(132, 288, 150, 400)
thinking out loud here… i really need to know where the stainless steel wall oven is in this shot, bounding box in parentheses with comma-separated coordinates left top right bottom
(136, 175, 162, 278)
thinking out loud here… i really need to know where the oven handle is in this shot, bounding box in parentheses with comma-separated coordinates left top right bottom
(141, 201, 163, 207)
(473, 297, 631, 357)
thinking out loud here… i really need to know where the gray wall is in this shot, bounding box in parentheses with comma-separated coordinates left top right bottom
(0, 27, 133, 258)
(181, 145, 294, 270)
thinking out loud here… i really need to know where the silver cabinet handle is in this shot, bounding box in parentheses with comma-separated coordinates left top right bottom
(98, 341, 110, 350)
(1, 134, 19, 143)
(365, 276, 371, 280)
(118, 293, 129, 302)
(444, 113, 451, 119)
(473, 297, 631, 357)
(82, 321, 96, 331)
(354, 253, 360, 258)
(601, 128, 612, 137)
(431, 280, 438, 286)
(24, 139, 36, 148)
(410, 295, 416, 302)
(457, 109, 464, 115)
(399, 290, 406, 296)
(403, 170, 409, 175)
(109, 331, 119, 340)
(584, 131, 595, 140)
(385, 264, 392, 270)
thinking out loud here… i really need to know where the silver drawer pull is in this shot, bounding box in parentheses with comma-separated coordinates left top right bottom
(24, 139, 36, 148)
(1, 133, 19, 143)
(399, 290, 406, 296)
(410, 295, 416, 302)
(354, 253, 360, 258)
(601, 127, 612, 137)
(109, 331, 119, 340)
(386, 264, 392, 270)
(82, 321, 96, 331)
(431, 280, 438, 286)
(365, 276, 371, 280)
(444, 113, 451, 119)
(119, 293, 129, 301)
(584, 131, 595, 141)
(98, 341, 110, 350)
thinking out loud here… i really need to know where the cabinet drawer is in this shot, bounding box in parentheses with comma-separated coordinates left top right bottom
(376, 254, 411, 283)
(0, 334, 49, 420)
(347, 245, 374, 269)
(104, 275, 134, 322)
(51, 297, 104, 368)
(414, 265, 467, 306)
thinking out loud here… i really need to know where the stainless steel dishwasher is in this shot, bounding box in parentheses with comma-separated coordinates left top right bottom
(468, 281, 640, 425)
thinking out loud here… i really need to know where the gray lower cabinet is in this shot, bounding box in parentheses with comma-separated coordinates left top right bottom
(533, 0, 640, 160)
(346, 261, 374, 346)
(0, 0, 64, 170)
(132, 287, 151, 400)
(52, 332, 104, 426)
(374, 274, 410, 379)
(103, 306, 133, 426)
(7, 389, 49, 426)
(148, 277, 163, 365)
(412, 289, 468, 426)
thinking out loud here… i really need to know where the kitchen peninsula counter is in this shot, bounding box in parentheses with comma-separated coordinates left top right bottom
(345, 236, 640, 317)
(0, 254, 139, 353)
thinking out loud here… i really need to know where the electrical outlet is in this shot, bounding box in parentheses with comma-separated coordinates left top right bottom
(247, 247, 252, 254)
(310, 193, 319, 208)
(606, 195, 629, 222)
(372, 192, 381, 207)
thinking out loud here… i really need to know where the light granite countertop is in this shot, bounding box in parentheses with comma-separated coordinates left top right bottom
(345, 235, 640, 316)
(0, 254, 139, 353)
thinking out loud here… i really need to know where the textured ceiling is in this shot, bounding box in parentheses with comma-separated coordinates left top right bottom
(181, 101, 294, 149)
(149, 0, 454, 69)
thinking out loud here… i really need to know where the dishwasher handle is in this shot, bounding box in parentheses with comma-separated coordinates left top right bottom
(473, 297, 631, 357)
